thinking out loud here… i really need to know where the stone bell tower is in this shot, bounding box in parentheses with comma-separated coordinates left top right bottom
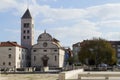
(21, 9, 34, 66)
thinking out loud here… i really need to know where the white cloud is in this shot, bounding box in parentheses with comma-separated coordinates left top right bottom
(1, 1, 120, 46)
(0, 0, 17, 12)
(4, 29, 20, 33)
(103, 32, 120, 41)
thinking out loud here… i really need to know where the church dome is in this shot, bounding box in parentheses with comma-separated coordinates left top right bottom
(37, 31, 52, 42)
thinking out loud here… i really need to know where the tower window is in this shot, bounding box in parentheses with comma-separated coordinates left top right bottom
(27, 30, 29, 33)
(24, 23, 29, 28)
(23, 36, 26, 39)
(27, 36, 30, 39)
(23, 30, 26, 33)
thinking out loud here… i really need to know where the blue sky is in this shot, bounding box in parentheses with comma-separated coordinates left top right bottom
(1, 0, 120, 47)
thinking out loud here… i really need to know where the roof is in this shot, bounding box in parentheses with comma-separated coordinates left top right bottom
(0, 41, 26, 48)
(21, 9, 32, 19)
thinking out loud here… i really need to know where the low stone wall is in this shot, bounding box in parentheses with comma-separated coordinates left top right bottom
(59, 69, 84, 80)
(78, 72, 120, 80)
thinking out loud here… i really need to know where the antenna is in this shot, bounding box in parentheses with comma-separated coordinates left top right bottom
(27, 0, 29, 9)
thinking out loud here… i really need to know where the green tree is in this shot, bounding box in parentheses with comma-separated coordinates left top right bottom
(78, 38, 117, 65)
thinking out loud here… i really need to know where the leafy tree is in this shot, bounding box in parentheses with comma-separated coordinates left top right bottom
(78, 38, 117, 65)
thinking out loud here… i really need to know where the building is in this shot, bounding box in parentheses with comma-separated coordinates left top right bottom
(109, 41, 120, 64)
(64, 47, 73, 65)
(72, 42, 81, 62)
(73, 40, 120, 64)
(0, 41, 27, 69)
(31, 31, 65, 68)
(72, 42, 81, 56)
(0, 8, 65, 70)
(21, 9, 34, 66)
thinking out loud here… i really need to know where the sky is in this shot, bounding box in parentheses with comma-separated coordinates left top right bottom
(1, 0, 120, 48)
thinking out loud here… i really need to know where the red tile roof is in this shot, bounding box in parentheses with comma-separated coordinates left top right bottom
(0, 41, 26, 48)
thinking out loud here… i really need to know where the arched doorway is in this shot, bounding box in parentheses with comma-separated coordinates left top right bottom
(41, 55, 49, 67)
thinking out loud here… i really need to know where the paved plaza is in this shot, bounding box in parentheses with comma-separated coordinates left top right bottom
(0, 74, 58, 80)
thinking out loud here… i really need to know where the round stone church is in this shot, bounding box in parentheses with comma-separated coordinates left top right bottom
(31, 31, 65, 68)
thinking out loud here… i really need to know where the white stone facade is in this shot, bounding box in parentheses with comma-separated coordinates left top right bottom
(0, 42, 27, 69)
(31, 32, 65, 68)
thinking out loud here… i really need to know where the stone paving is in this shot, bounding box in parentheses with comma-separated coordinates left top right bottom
(0, 74, 58, 80)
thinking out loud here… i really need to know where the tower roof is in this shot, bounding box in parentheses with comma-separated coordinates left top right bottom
(22, 9, 32, 19)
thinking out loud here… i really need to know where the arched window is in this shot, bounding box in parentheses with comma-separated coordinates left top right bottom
(9, 54, 11, 58)
(34, 56, 36, 61)
(3, 62, 5, 65)
(9, 62, 11, 66)
(55, 56, 57, 61)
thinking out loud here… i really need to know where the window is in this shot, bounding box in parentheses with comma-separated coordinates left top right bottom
(33, 50, 36, 52)
(8, 48, 11, 50)
(3, 62, 5, 65)
(23, 36, 26, 39)
(8, 54, 11, 58)
(34, 56, 36, 61)
(19, 54, 21, 60)
(23, 30, 26, 33)
(44, 50, 47, 52)
(27, 30, 29, 33)
(24, 23, 29, 28)
(19, 48, 21, 51)
(55, 56, 57, 61)
(22, 54, 24, 59)
(54, 50, 57, 52)
(27, 36, 30, 39)
(8, 62, 11, 66)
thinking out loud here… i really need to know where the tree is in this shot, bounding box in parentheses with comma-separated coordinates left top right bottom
(78, 38, 117, 65)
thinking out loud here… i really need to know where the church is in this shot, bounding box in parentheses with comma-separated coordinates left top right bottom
(21, 9, 65, 68)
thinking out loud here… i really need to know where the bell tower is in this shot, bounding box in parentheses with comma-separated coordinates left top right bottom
(21, 9, 34, 50)
(21, 9, 34, 66)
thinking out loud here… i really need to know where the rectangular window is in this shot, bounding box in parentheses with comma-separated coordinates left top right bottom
(27, 30, 29, 33)
(44, 50, 47, 52)
(3, 62, 5, 65)
(9, 62, 11, 66)
(9, 54, 11, 58)
(33, 50, 36, 52)
(54, 50, 57, 52)
(8, 48, 11, 50)
(23, 30, 26, 33)
(22, 54, 24, 59)
(24, 23, 29, 28)
(19, 54, 21, 60)
(55, 56, 57, 61)
(27, 36, 30, 39)
(34, 56, 36, 61)
(23, 36, 26, 39)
